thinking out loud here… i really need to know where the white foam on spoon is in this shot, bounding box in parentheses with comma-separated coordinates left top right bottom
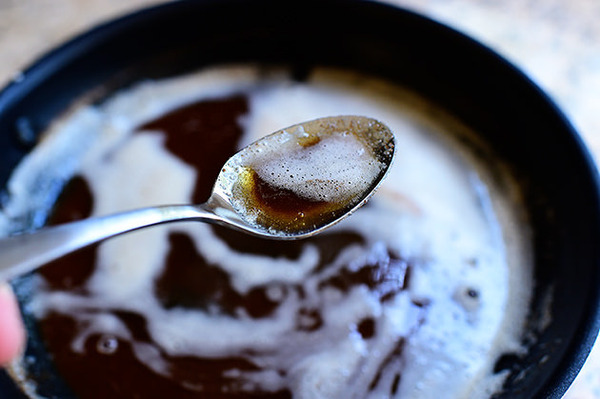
(0, 65, 533, 399)
(245, 127, 382, 203)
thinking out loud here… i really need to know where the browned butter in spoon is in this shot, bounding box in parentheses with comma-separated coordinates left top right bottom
(0, 116, 395, 280)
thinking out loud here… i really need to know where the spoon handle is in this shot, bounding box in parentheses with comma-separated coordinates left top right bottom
(0, 205, 218, 281)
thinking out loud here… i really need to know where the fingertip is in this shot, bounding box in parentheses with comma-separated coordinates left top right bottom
(0, 284, 25, 366)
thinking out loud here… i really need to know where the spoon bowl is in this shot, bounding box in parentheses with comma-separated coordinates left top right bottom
(0, 115, 394, 281)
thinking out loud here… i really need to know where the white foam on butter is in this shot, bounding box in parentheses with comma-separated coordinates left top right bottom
(2, 65, 533, 399)
(247, 130, 382, 203)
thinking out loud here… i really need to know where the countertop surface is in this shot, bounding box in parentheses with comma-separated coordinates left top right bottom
(1, 0, 599, 397)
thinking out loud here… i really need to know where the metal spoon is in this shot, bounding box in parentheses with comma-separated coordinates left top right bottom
(0, 116, 395, 280)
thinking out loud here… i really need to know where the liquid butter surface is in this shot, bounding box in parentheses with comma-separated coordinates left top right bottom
(0, 66, 532, 399)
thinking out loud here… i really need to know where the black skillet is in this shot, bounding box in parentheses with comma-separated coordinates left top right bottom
(0, 0, 599, 397)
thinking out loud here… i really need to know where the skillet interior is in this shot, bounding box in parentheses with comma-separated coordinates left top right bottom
(0, 1, 599, 397)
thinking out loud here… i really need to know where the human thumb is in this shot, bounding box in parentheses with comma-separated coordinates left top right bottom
(0, 283, 25, 366)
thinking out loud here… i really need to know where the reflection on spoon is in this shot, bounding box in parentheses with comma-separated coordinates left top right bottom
(0, 116, 395, 280)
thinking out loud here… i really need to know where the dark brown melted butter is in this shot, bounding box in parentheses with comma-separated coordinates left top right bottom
(140, 95, 248, 203)
(37, 95, 413, 398)
(41, 176, 96, 291)
(237, 168, 347, 234)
